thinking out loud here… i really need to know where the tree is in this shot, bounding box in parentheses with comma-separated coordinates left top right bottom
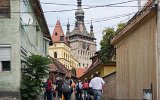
(20, 54, 51, 100)
(100, 23, 126, 64)
(116, 23, 126, 33)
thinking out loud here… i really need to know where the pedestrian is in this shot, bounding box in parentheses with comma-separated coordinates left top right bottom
(56, 77, 63, 100)
(42, 80, 47, 100)
(63, 74, 72, 100)
(45, 79, 53, 100)
(71, 80, 76, 100)
(75, 80, 83, 100)
(89, 73, 105, 100)
(82, 78, 89, 100)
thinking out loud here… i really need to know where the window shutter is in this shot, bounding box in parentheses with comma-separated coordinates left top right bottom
(0, 48, 11, 61)
(0, 0, 10, 17)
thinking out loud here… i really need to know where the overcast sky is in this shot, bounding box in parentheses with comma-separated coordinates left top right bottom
(40, 0, 147, 50)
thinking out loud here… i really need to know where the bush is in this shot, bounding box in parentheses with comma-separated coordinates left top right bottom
(20, 54, 51, 100)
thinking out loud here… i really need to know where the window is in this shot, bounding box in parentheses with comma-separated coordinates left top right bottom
(87, 44, 90, 50)
(44, 41, 47, 55)
(0, 47, 11, 71)
(55, 32, 58, 36)
(54, 52, 57, 58)
(79, 63, 80, 67)
(66, 53, 67, 60)
(60, 36, 64, 41)
(0, 0, 10, 17)
(83, 63, 85, 67)
(36, 25, 39, 46)
(2, 61, 10, 71)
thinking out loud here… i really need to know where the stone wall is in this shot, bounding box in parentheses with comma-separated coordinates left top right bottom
(0, 91, 20, 100)
(102, 72, 116, 100)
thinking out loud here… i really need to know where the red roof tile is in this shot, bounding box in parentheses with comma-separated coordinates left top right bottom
(52, 20, 68, 45)
(76, 68, 86, 78)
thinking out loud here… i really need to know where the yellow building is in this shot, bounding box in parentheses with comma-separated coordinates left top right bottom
(80, 52, 116, 79)
(49, 20, 78, 69)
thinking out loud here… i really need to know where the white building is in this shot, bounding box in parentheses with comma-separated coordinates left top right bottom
(0, 0, 52, 99)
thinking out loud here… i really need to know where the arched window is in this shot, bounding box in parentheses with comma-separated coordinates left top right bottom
(54, 52, 57, 58)
(55, 32, 58, 36)
(66, 54, 67, 60)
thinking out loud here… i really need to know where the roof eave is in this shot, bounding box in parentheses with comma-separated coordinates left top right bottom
(29, 0, 53, 45)
(111, 3, 157, 46)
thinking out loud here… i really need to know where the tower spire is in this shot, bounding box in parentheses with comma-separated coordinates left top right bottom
(75, 0, 84, 22)
(67, 18, 70, 32)
(66, 18, 70, 36)
(77, 0, 82, 7)
(90, 20, 93, 33)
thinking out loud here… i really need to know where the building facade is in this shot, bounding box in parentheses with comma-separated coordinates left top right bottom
(49, 20, 78, 69)
(66, 0, 96, 68)
(0, 0, 52, 99)
(111, 1, 157, 99)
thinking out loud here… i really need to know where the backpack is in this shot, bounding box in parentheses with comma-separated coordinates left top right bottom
(83, 82, 89, 89)
(45, 81, 52, 91)
(76, 83, 82, 92)
(56, 80, 63, 91)
(63, 79, 71, 92)
(44, 82, 48, 90)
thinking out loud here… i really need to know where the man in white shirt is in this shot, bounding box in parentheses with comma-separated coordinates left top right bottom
(89, 73, 105, 100)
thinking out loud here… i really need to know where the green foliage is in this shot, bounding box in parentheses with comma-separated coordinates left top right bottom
(100, 23, 126, 64)
(20, 54, 51, 100)
(116, 23, 126, 33)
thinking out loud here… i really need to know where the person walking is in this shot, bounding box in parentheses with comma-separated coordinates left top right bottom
(82, 78, 89, 100)
(63, 75, 72, 100)
(42, 80, 47, 100)
(70, 80, 76, 100)
(45, 79, 53, 100)
(56, 77, 63, 100)
(75, 80, 83, 100)
(89, 73, 105, 100)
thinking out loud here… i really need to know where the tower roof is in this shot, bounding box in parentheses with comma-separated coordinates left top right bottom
(52, 20, 69, 44)
(68, 22, 95, 39)
(66, 0, 95, 40)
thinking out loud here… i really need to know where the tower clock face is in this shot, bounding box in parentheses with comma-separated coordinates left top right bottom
(82, 42, 86, 49)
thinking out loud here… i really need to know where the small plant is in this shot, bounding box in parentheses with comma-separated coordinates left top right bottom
(20, 54, 51, 100)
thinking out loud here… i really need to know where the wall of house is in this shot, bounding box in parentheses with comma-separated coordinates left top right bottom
(0, 0, 50, 99)
(20, 1, 49, 56)
(103, 72, 116, 100)
(101, 66, 116, 77)
(0, 0, 21, 98)
(115, 13, 157, 99)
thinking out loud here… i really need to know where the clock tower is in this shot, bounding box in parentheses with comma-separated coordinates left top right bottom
(66, 0, 96, 69)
